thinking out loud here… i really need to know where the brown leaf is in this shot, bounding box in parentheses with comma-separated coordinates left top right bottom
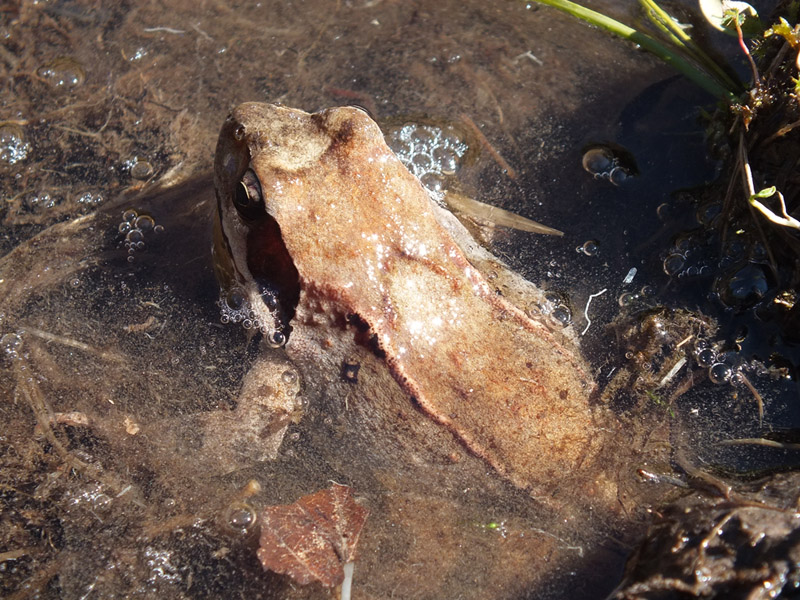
(257, 483, 369, 586)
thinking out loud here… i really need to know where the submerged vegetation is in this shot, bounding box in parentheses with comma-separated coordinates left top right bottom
(535, 0, 800, 341)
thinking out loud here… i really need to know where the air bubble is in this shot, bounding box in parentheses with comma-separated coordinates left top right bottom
(656, 203, 672, 221)
(551, 305, 572, 326)
(420, 172, 444, 193)
(581, 147, 614, 175)
(22, 192, 59, 214)
(609, 167, 630, 185)
(93, 493, 112, 510)
(708, 362, 732, 384)
(434, 150, 458, 174)
(386, 122, 468, 189)
(618, 292, 637, 307)
(130, 159, 154, 180)
(1, 333, 23, 359)
(695, 348, 716, 368)
(123, 209, 138, 222)
(394, 139, 414, 156)
(37, 57, 85, 89)
(412, 152, 433, 171)
(281, 369, 298, 385)
(696, 201, 721, 226)
(262, 292, 278, 311)
(126, 230, 144, 245)
(268, 331, 286, 348)
(715, 262, 770, 309)
(663, 253, 685, 276)
(0, 122, 31, 165)
(225, 289, 245, 311)
(135, 215, 155, 232)
(223, 502, 257, 533)
(76, 191, 103, 206)
(579, 240, 599, 256)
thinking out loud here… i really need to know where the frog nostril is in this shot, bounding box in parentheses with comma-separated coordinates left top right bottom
(233, 123, 246, 141)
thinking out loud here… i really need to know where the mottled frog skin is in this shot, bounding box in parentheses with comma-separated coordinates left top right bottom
(213, 103, 598, 493)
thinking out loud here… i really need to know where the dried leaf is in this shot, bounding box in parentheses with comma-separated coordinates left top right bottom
(257, 483, 369, 587)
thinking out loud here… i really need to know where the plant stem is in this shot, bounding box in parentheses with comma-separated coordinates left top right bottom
(531, 0, 739, 103)
(639, 0, 743, 92)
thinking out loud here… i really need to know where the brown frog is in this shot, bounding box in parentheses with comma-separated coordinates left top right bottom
(212, 103, 599, 494)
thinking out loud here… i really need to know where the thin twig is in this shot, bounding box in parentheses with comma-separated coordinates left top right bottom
(737, 371, 764, 425)
(459, 114, 517, 179)
(734, 14, 760, 87)
(719, 438, 800, 450)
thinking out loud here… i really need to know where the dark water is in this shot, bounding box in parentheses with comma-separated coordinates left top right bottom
(1, 1, 797, 599)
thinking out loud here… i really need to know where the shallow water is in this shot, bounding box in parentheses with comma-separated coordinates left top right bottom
(1, 1, 798, 599)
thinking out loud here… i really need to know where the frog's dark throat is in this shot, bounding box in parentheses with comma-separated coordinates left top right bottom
(213, 114, 300, 342)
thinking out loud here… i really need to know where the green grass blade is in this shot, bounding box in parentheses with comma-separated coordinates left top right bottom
(531, 0, 739, 103)
(639, 0, 743, 92)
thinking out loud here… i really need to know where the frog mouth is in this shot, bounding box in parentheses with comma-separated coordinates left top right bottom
(213, 165, 300, 347)
(244, 211, 301, 342)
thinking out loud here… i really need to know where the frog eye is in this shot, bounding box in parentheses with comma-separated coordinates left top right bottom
(233, 169, 265, 220)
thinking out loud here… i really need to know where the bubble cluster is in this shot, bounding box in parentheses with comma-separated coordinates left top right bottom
(581, 144, 636, 185)
(64, 482, 112, 512)
(143, 546, 181, 587)
(662, 233, 713, 279)
(118, 209, 164, 262)
(218, 287, 255, 326)
(217, 286, 286, 346)
(696, 200, 722, 226)
(76, 190, 104, 206)
(617, 286, 656, 309)
(128, 47, 149, 61)
(0, 122, 31, 165)
(692, 340, 746, 386)
(541, 292, 572, 327)
(22, 192, 61, 214)
(386, 123, 469, 200)
(1, 332, 23, 361)
(714, 261, 770, 310)
(36, 57, 86, 90)
(662, 208, 776, 314)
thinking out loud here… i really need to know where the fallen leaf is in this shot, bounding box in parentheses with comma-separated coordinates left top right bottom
(257, 483, 369, 586)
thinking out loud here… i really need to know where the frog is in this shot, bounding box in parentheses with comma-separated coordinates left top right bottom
(212, 102, 601, 495)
